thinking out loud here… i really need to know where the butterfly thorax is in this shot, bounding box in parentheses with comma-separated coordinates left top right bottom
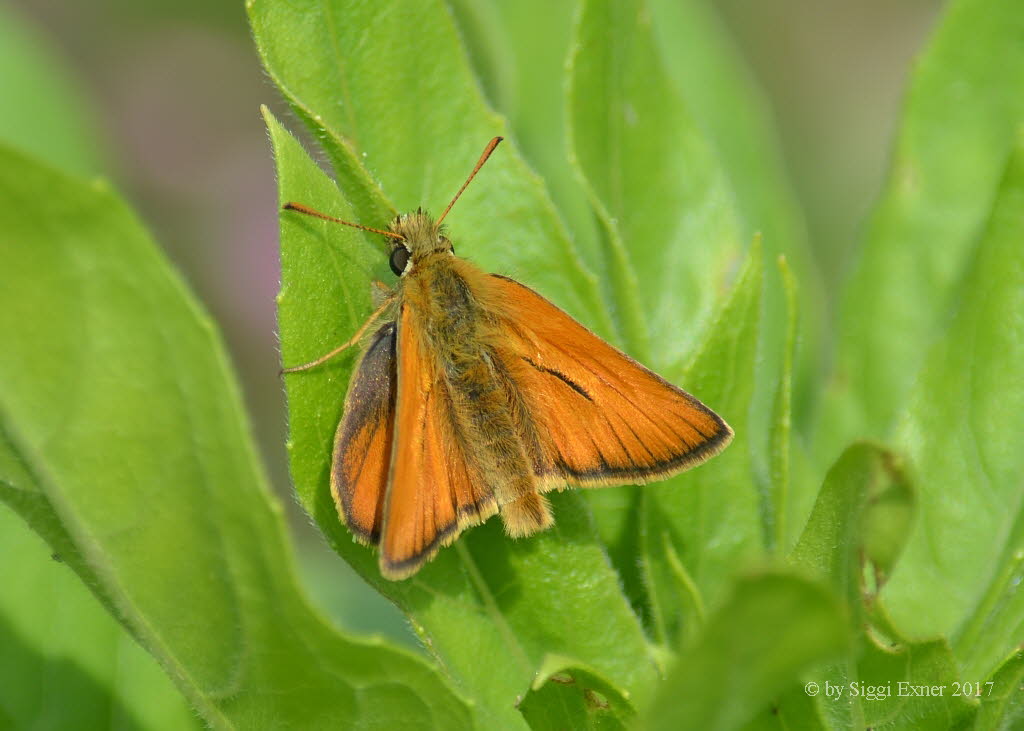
(401, 253, 488, 377)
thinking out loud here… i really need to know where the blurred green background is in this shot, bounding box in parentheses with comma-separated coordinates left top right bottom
(1, 0, 943, 647)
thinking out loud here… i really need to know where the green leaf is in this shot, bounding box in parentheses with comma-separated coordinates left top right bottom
(446, 0, 606, 282)
(645, 0, 811, 276)
(0, 144, 475, 730)
(784, 368, 1001, 731)
(741, 683, 826, 730)
(0, 506, 199, 730)
(646, 0, 824, 520)
(0, 14, 191, 726)
(268, 107, 657, 729)
(0, 5, 105, 175)
(880, 131, 1024, 678)
(860, 464, 915, 586)
(790, 443, 913, 609)
(641, 572, 849, 731)
(770, 255, 798, 551)
(976, 650, 1024, 730)
(855, 625, 976, 730)
(785, 442, 915, 730)
(518, 655, 636, 731)
(642, 240, 764, 645)
(567, 0, 745, 366)
(831, 0, 1024, 439)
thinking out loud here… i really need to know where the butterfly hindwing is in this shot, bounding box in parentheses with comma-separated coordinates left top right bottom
(483, 275, 733, 488)
(331, 322, 397, 544)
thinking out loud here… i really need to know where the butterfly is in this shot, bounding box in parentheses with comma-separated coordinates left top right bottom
(282, 137, 733, 580)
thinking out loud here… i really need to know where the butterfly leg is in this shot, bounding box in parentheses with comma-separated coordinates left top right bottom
(370, 279, 393, 307)
(281, 295, 394, 373)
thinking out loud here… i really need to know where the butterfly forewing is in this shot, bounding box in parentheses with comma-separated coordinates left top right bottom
(379, 304, 498, 579)
(484, 275, 733, 487)
(330, 323, 397, 544)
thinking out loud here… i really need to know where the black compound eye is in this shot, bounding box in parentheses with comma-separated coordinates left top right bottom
(389, 246, 411, 276)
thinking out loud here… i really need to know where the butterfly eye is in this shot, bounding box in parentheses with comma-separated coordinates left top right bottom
(389, 246, 411, 276)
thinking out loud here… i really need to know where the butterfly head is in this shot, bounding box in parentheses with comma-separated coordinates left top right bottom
(386, 208, 453, 277)
(385, 136, 503, 277)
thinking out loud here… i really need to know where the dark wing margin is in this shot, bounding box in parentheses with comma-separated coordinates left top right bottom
(331, 322, 397, 545)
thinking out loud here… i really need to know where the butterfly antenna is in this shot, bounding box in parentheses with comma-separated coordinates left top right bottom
(436, 136, 503, 225)
(282, 202, 406, 241)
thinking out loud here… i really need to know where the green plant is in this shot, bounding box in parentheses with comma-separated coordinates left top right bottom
(1, 0, 1022, 728)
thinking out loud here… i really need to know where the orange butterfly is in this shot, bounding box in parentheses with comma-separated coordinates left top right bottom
(283, 137, 732, 580)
